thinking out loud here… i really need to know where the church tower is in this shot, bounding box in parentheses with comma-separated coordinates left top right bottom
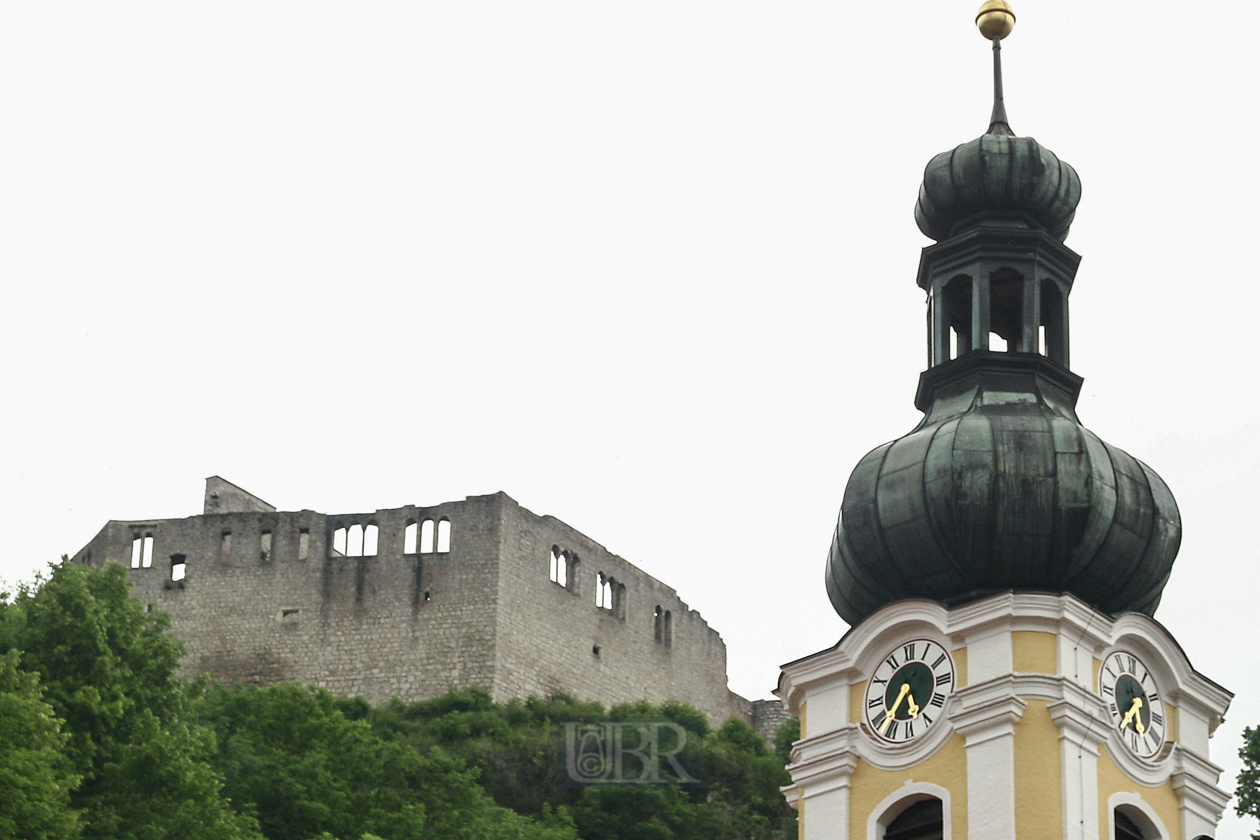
(777, 5, 1233, 839)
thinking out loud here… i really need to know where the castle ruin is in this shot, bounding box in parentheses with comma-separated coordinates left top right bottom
(73, 477, 781, 733)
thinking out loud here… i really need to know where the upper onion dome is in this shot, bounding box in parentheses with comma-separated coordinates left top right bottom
(914, 134, 1081, 242)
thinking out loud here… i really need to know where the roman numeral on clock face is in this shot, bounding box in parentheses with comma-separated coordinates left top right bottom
(1151, 712, 1163, 727)
(886, 655, 898, 670)
(869, 697, 884, 709)
(929, 692, 945, 708)
(886, 720, 899, 739)
(903, 643, 916, 661)
(935, 672, 952, 686)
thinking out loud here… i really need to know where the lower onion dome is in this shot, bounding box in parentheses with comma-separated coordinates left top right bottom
(825, 353, 1179, 626)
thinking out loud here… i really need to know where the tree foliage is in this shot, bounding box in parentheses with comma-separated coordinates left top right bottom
(1239, 725, 1260, 840)
(0, 649, 81, 839)
(0, 563, 261, 840)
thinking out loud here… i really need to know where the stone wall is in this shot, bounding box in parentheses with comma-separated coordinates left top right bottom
(71, 482, 759, 726)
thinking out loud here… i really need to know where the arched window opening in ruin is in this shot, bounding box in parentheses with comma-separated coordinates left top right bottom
(550, 548, 568, 587)
(347, 524, 364, 557)
(332, 527, 347, 557)
(988, 268, 1024, 352)
(654, 606, 663, 642)
(404, 522, 418, 555)
(884, 797, 943, 840)
(260, 531, 272, 562)
(299, 528, 310, 560)
(596, 573, 614, 610)
(420, 519, 435, 554)
(170, 554, 186, 582)
(142, 535, 153, 568)
(220, 531, 232, 561)
(363, 524, 379, 556)
(663, 610, 673, 647)
(131, 535, 143, 569)
(437, 519, 451, 553)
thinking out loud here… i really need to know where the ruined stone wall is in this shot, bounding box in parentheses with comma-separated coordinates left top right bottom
(72, 496, 503, 704)
(493, 497, 738, 722)
(71, 489, 746, 725)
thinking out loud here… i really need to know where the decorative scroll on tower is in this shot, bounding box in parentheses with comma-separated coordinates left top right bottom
(779, 6, 1232, 840)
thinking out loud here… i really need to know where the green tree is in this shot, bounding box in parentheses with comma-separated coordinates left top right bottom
(195, 681, 579, 840)
(0, 649, 81, 839)
(1239, 725, 1260, 840)
(367, 689, 796, 840)
(0, 562, 261, 840)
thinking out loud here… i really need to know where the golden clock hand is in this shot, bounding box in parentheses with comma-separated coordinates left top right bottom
(906, 692, 920, 718)
(880, 684, 911, 733)
(1119, 697, 1144, 733)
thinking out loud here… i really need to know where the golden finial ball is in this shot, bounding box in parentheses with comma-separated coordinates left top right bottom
(976, 0, 1016, 40)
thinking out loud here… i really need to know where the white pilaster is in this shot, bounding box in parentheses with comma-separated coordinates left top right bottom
(1049, 683, 1109, 840)
(951, 677, 1027, 840)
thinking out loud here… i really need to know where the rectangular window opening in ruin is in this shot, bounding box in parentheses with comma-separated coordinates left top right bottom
(219, 532, 232, 562)
(298, 529, 310, 561)
(171, 554, 186, 582)
(436, 519, 450, 553)
(131, 536, 142, 569)
(363, 524, 379, 556)
(404, 522, 417, 554)
(142, 535, 153, 568)
(260, 531, 272, 562)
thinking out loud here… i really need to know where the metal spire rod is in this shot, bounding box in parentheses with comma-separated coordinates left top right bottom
(988, 38, 1013, 135)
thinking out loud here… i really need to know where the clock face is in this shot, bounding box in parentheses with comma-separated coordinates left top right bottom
(864, 638, 956, 744)
(1099, 651, 1166, 760)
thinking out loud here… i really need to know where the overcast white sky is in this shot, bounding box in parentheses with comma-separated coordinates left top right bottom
(0, 1, 1256, 834)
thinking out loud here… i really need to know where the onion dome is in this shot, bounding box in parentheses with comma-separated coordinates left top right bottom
(824, 3, 1180, 626)
(915, 135, 1081, 242)
(824, 354, 1180, 626)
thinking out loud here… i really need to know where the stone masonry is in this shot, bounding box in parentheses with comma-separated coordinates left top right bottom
(72, 477, 782, 731)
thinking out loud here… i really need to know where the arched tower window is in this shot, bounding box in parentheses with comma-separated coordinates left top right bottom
(1040, 277, 1069, 365)
(1108, 795, 1168, 840)
(932, 275, 973, 364)
(868, 786, 950, 840)
(420, 519, 435, 553)
(988, 267, 1025, 352)
(363, 524, 379, 556)
(404, 521, 418, 554)
(885, 799, 943, 840)
(436, 519, 451, 553)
